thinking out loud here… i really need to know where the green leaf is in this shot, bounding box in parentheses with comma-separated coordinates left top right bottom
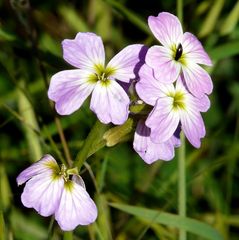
(110, 203, 223, 240)
(220, 1, 239, 35)
(58, 5, 89, 32)
(199, 0, 225, 37)
(208, 41, 239, 61)
(103, 0, 150, 35)
(10, 209, 48, 240)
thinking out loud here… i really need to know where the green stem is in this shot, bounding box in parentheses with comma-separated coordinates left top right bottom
(177, 0, 183, 22)
(177, 1, 186, 238)
(63, 231, 73, 240)
(178, 133, 186, 240)
(74, 120, 108, 170)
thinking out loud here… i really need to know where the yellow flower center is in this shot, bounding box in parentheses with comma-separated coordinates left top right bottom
(168, 91, 185, 110)
(171, 43, 186, 65)
(89, 64, 116, 86)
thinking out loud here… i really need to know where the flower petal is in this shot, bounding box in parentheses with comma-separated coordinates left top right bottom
(62, 32, 105, 71)
(48, 69, 96, 115)
(146, 98, 180, 143)
(21, 172, 64, 217)
(107, 44, 144, 83)
(90, 80, 130, 125)
(180, 109, 206, 148)
(182, 32, 212, 66)
(133, 120, 176, 164)
(182, 63, 213, 97)
(194, 94, 210, 112)
(146, 46, 181, 83)
(136, 64, 169, 105)
(148, 12, 183, 48)
(17, 154, 58, 186)
(55, 181, 97, 231)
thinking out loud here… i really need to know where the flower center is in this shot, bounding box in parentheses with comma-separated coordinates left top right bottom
(89, 64, 116, 86)
(168, 91, 185, 110)
(174, 43, 183, 61)
(59, 164, 69, 182)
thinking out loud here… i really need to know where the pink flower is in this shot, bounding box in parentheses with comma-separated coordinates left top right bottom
(48, 32, 143, 125)
(146, 12, 213, 97)
(17, 155, 97, 231)
(136, 64, 210, 148)
(133, 119, 180, 164)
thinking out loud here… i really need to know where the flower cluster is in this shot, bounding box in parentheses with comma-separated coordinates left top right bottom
(17, 11, 213, 232)
(17, 155, 97, 231)
(133, 12, 212, 163)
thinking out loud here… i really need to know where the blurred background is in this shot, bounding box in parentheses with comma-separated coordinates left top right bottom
(0, 0, 239, 239)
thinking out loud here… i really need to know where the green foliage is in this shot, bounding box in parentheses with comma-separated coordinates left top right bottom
(0, 0, 238, 239)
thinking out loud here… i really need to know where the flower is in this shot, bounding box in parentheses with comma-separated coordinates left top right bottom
(136, 64, 210, 148)
(17, 154, 97, 231)
(48, 32, 143, 125)
(133, 119, 180, 164)
(146, 12, 213, 98)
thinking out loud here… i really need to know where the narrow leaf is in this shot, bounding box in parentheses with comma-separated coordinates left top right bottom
(220, 1, 239, 35)
(110, 203, 223, 240)
(199, 0, 225, 37)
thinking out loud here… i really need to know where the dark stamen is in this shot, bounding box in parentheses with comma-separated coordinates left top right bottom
(175, 43, 183, 61)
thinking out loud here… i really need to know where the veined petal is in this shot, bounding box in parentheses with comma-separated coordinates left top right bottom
(90, 80, 130, 125)
(107, 44, 144, 83)
(21, 172, 64, 217)
(55, 181, 97, 231)
(146, 98, 180, 143)
(133, 120, 175, 164)
(194, 94, 210, 112)
(182, 32, 212, 66)
(17, 154, 58, 186)
(136, 64, 167, 105)
(182, 63, 213, 97)
(148, 12, 183, 48)
(180, 109, 206, 148)
(62, 32, 105, 71)
(48, 69, 96, 115)
(146, 46, 181, 83)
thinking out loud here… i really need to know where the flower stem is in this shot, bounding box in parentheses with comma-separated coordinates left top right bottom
(177, 0, 186, 238)
(177, 0, 183, 22)
(63, 231, 73, 240)
(74, 120, 108, 170)
(178, 132, 186, 240)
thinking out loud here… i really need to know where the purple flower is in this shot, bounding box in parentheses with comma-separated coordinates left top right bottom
(136, 64, 210, 148)
(146, 12, 212, 97)
(48, 32, 143, 125)
(133, 119, 180, 164)
(17, 155, 97, 231)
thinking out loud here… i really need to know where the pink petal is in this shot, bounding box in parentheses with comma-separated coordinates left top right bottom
(182, 32, 212, 66)
(21, 172, 64, 217)
(90, 80, 130, 125)
(107, 44, 144, 83)
(148, 12, 183, 48)
(182, 63, 213, 98)
(48, 69, 96, 115)
(180, 106, 206, 148)
(136, 64, 167, 105)
(194, 94, 211, 112)
(146, 46, 181, 83)
(133, 120, 176, 164)
(146, 98, 180, 143)
(55, 181, 97, 231)
(62, 32, 105, 71)
(17, 154, 58, 186)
